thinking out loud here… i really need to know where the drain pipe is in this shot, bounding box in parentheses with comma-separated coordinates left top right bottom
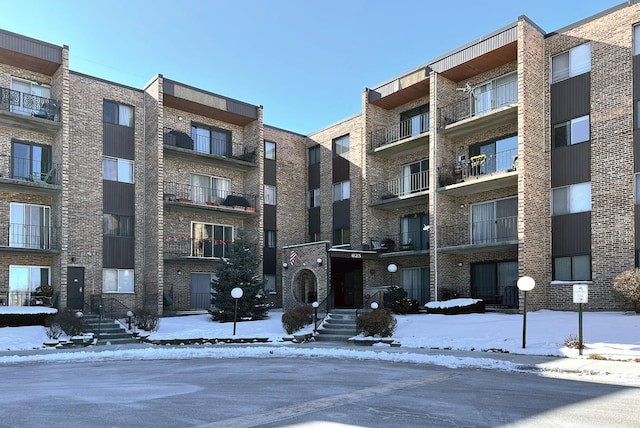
(432, 72, 439, 301)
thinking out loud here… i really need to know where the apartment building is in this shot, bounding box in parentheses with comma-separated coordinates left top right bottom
(0, 1, 638, 316)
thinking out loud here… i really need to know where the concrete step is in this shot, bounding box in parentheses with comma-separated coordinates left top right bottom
(314, 310, 358, 342)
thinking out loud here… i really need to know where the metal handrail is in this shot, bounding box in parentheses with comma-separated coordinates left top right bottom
(357, 290, 384, 317)
(163, 181, 257, 209)
(370, 170, 429, 202)
(369, 112, 429, 150)
(163, 127, 257, 163)
(0, 86, 60, 121)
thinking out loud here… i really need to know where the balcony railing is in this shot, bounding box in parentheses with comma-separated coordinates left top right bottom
(163, 128, 257, 163)
(369, 112, 429, 151)
(437, 148, 517, 187)
(370, 231, 429, 253)
(438, 216, 517, 248)
(163, 182, 256, 210)
(0, 86, 60, 122)
(3, 223, 58, 250)
(2, 155, 60, 185)
(163, 236, 232, 259)
(370, 170, 429, 202)
(438, 79, 517, 128)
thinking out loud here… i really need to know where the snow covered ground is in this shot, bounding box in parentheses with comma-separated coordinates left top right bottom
(1, 305, 638, 362)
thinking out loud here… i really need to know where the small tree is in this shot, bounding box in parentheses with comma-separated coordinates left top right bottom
(210, 230, 270, 321)
(613, 268, 640, 313)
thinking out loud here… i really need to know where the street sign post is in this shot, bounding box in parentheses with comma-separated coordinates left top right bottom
(573, 284, 588, 356)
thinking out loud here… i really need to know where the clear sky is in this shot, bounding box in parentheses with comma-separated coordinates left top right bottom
(2, 0, 625, 134)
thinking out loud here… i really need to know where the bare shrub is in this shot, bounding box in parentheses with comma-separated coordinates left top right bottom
(613, 269, 640, 313)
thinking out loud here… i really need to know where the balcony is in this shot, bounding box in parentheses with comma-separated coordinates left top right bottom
(163, 236, 231, 261)
(437, 216, 518, 254)
(0, 223, 60, 253)
(0, 87, 61, 134)
(370, 231, 429, 257)
(437, 79, 517, 137)
(437, 149, 517, 196)
(369, 170, 429, 209)
(0, 155, 61, 195)
(369, 113, 429, 157)
(163, 128, 257, 170)
(163, 181, 257, 216)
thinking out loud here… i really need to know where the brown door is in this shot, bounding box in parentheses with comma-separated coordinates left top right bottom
(67, 267, 85, 310)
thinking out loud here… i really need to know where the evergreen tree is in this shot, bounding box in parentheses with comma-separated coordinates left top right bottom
(210, 230, 269, 322)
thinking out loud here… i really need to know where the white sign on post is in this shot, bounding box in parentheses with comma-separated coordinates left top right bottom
(573, 284, 588, 303)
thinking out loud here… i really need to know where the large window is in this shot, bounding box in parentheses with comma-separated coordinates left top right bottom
(551, 43, 591, 84)
(471, 197, 517, 245)
(401, 267, 430, 304)
(552, 182, 591, 215)
(103, 269, 134, 293)
(10, 77, 51, 116)
(400, 104, 430, 138)
(103, 100, 133, 127)
(8, 265, 50, 306)
(9, 203, 51, 249)
(333, 134, 349, 156)
(308, 146, 320, 165)
(471, 261, 518, 304)
(265, 141, 276, 160)
(264, 185, 276, 205)
(309, 188, 320, 208)
(333, 228, 350, 245)
(192, 124, 231, 156)
(401, 213, 429, 251)
(333, 181, 350, 201)
(192, 222, 233, 258)
(12, 141, 52, 182)
(553, 116, 590, 147)
(554, 255, 591, 281)
(473, 72, 517, 115)
(401, 159, 429, 195)
(634, 24, 640, 56)
(265, 230, 276, 249)
(103, 157, 134, 183)
(264, 274, 276, 294)
(635, 173, 640, 204)
(469, 135, 518, 175)
(190, 173, 231, 204)
(103, 214, 134, 237)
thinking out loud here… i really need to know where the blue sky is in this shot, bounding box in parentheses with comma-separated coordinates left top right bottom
(3, 0, 624, 134)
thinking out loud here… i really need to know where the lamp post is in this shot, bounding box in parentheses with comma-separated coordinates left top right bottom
(312, 301, 319, 333)
(371, 302, 378, 310)
(387, 263, 398, 287)
(231, 287, 244, 335)
(517, 276, 536, 349)
(126, 310, 134, 330)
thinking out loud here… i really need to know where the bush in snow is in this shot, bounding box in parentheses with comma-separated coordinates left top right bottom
(356, 309, 397, 337)
(134, 307, 160, 331)
(50, 310, 86, 336)
(281, 305, 313, 334)
(613, 269, 640, 313)
(383, 286, 420, 314)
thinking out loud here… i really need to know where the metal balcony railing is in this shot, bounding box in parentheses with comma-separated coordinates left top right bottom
(0, 86, 60, 121)
(438, 79, 517, 128)
(437, 148, 517, 187)
(2, 155, 60, 185)
(4, 223, 58, 250)
(163, 181, 257, 210)
(163, 128, 257, 163)
(369, 112, 429, 151)
(163, 236, 232, 259)
(438, 216, 517, 248)
(370, 231, 429, 253)
(370, 170, 429, 202)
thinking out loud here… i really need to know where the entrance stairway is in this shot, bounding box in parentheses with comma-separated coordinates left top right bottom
(315, 309, 358, 342)
(83, 314, 140, 345)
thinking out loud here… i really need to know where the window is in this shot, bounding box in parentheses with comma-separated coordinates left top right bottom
(636, 100, 640, 129)
(103, 157, 134, 183)
(190, 173, 231, 204)
(401, 159, 429, 195)
(636, 173, 640, 204)
(333, 181, 350, 201)
(103, 214, 134, 237)
(471, 261, 518, 304)
(473, 72, 517, 115)
(265, 141, 276, 160)
(552, 182, 591, 215)
(634, 24, 640, 56)
(309, 188, 320, 208)
(554, 255, 591, 281)
(309, 232, 321, 242)
(8, 265, 50, 306)
(553, 116, 590, 147)
(469, 135, 518, 175)
(10, 203, 51, 249)
(264, 185, 276, 205)
(401, 213, 429, 251)
(264, 274, 276, 293)
(191, 222, 233, 258)
(10, 77, 51, 116)
(551, 43, 591, 83)
(103, 100, 133, 127)
(471, 197, 517, 244)
(103, 269, 134, 293)
(265, 230, 276, 249)
(400, 104, 430, 138)
(308, 146, 320, 165)
(191, 124, 231, 156)
(333, 134, 349, 156)
(401, 267, 430, 304)
(12, 141, 52, 182)
(333, 228, 350, 245)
